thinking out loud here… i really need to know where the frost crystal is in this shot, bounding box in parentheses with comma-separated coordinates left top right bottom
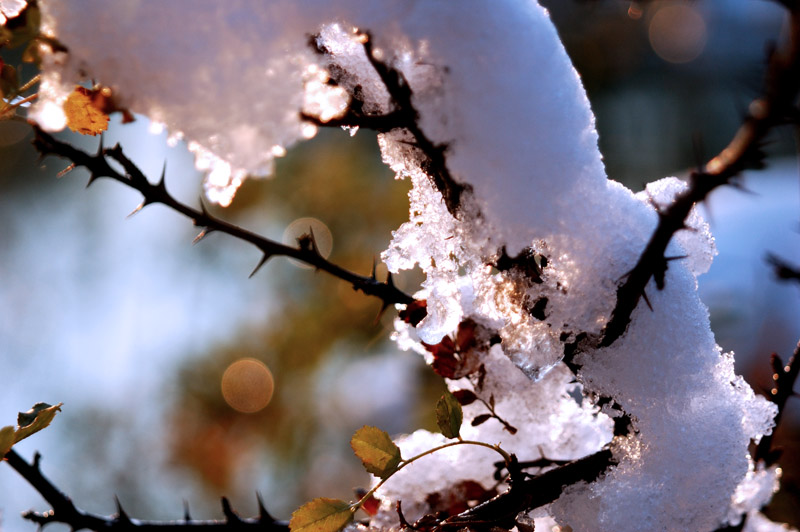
(34, 1, 780, 530)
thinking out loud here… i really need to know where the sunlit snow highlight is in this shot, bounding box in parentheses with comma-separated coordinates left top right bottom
(32, 1, 781, 530)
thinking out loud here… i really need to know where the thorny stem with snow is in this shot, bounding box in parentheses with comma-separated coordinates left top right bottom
(30, 127, 415, 310)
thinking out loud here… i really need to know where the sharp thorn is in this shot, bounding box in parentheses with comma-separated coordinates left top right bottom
(158, 161, 167, 188)
(664, 255, 688, 262)
(728, 180, 758, 195)
(386, 271, 395, 288)
(371, 257, 378, 280)
(56, 163, 75, 178)
(249, 254, 271, 278)
(86, 174, 100, 188)
(221, 497, 241, 523)
(96, 133, 105, 156)
(114, 496, 131, 524)
(308, 226, 320, 256)
(183, 500, 192, 522)
(256, 492, 274, 522)
(374, 301, 391, 325)
(193, 229, 213, 245)
(641, 289, 653, 311)
(127, 202, 145, 218)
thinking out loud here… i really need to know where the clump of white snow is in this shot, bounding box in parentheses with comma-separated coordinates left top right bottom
(32, 1, 782, 530)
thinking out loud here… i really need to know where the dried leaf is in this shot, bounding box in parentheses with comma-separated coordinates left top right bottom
(358, 492, 380, 517)
(455, 319, 477, 351)
(63, 86, 109, 136)
(0, 425, 14, 457)
(0, 402, 63, 458)
(398, 299, 427, 326)
(15, 402, 62, 442)
(436, 391, 462, 439)
(452, 389, 478, 406)
(350, 426, 402, 479)
(290, 498, 353, 532)
(471, 413, 492, 427)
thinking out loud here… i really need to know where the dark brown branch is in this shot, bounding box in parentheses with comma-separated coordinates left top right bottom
(755, 339, 800, 463)
(303, 32, 470, 217)
(3, 449, 288, 531)
(597, 5, 800, 349)
(434, 449, 615, 531)
(31, 127, 415, 310)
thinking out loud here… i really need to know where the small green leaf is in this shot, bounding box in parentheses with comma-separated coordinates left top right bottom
(290, 498, 353, 532)
(350, 425, 402, 479)
(436, 391, 463, 439)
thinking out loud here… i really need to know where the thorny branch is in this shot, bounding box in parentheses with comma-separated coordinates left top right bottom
(596, 3, 800, 350)
(302, 31, 470, 217)
(4, 444, 615, 532)
(4, 448, 289, 530)
(755, 340, 800, 464)
(12, 4, 800, 532)
(31, 127, 415, 310)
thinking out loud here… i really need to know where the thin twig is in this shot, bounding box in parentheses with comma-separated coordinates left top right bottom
(31, 127, 415, 310)
(3, 448, 288, 530)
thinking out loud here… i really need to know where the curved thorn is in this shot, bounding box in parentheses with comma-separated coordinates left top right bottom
(307, 226, 320, 256)
(158, 161, 168, 188)
(114, 496, 131, 524)
(193, 228, 213, 245)
(641, 289, 653, 311)
(56, 163, 75, 178)
(256, 492, 275, 522)
(249, 253, 271, 278)
(127, 202, 145, 218)
(221, 497, 241, 523)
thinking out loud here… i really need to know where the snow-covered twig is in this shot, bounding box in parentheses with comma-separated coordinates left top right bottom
(597, 5, 800, 349)
(302, 32, 469, 218)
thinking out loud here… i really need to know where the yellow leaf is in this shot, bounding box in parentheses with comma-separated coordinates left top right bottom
(290, 498, 353, 532)
(0, 425, 15, 458)
(0, 402, 62, 458)
(15, 402, 62, 443)
(63, 86, 109, 136)
(350, 425, 402, 479)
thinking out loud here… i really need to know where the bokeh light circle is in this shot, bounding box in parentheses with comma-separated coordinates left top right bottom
(221, 358, 275, 413)
(648, 4, 707, 64)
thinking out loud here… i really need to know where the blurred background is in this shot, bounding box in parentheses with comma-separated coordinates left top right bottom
(1, 1, 799, 530)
